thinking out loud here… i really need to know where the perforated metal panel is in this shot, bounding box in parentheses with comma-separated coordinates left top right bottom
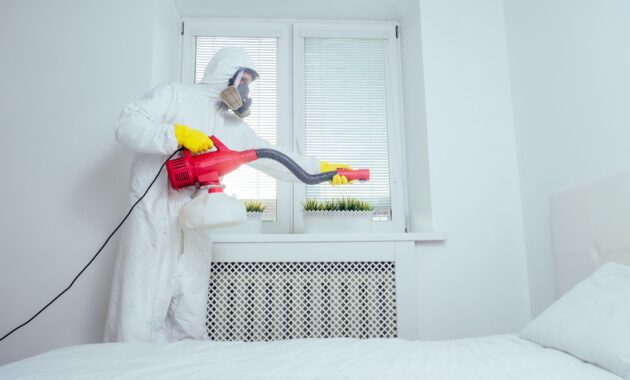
(207, 261, 397, 341)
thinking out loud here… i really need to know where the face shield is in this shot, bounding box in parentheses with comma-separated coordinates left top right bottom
(220, 68, 258, 118)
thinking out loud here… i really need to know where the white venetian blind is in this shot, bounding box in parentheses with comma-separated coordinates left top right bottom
(195, 37, 278, 221)
(303, 37, 392, 219)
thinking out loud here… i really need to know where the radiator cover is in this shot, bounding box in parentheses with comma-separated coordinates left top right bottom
(207, 261, 397, 341)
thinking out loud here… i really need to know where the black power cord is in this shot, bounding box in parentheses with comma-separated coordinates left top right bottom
(0, 148, 182, 342)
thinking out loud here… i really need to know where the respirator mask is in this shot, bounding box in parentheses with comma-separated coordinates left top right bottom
(220, 68, 258, 118)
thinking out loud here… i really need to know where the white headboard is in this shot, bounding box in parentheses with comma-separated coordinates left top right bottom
(550, 170, 630, 295)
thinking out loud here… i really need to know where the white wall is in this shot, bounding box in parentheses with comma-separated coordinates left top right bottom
(503, 0, 630, 316)
(174, 0, 412, 20)
(414, 0, 531, 339)
(152, 0, 182, 86)
(0, 0, 179, 365)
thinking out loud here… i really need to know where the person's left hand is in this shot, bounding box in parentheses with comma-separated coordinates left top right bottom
(174, 124, 214, 153)
(320, 161, 353, 186)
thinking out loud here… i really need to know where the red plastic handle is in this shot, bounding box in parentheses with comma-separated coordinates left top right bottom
(337, 169, 370, 182)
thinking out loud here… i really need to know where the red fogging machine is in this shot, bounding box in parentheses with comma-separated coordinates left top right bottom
(165, 136, 370, 230)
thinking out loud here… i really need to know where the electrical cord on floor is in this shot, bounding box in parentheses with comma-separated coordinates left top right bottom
(0, 148, 183, 343)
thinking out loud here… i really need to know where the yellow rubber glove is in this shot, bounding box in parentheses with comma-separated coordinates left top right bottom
(174, 124, 214, 153)
(320, 161, 352, 186)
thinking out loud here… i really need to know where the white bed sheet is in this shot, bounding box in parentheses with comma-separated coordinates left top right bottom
(0, 334, 621, 380)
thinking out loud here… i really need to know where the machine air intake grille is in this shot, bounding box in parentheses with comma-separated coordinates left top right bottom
(207, 261, 397, 341)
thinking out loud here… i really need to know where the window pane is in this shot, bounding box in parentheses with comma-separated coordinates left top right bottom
(303, 38, 392, 220)
(195, 37, 278, 221)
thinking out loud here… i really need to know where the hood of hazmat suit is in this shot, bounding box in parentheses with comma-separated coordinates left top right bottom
(200, 47, 256, 85)
(105, 47, 318, 342)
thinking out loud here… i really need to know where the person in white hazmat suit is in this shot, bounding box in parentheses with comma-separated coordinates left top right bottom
(105, 47, 351, 342)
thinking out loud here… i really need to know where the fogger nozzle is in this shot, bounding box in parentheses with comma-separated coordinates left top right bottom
(336, 169, 369, 182)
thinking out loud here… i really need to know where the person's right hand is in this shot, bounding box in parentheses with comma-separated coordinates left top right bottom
(320, 161, 353, 186)
(173, 124, 214, 153)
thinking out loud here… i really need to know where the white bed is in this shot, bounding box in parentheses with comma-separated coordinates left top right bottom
(2, 170, 630, 380)
(0, 334, 621, 380)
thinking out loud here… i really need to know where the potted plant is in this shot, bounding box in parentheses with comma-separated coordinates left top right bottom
(212, 200, 265, 234)
(302, 198, 374, 233)
(244, 200, 265, 223)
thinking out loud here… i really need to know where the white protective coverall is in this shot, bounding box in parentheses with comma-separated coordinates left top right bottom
(105, 47, 319, 342)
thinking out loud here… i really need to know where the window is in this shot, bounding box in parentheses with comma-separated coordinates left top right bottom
(301, 37, 392, 221)
(182, 21, 406, 233)
(194, 36, 279, 221)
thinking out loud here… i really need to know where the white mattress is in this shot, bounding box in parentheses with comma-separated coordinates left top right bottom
(0, 334, 621, 380)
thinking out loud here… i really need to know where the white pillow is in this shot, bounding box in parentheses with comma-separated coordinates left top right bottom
(520, 262, 630, 379)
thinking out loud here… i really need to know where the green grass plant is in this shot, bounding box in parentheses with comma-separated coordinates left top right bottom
(244, 200, 266, 213)
(302, 198, 373, 212)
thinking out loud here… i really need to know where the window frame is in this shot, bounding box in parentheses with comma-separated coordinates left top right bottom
(181, 20, 409, 233)
(292, 23, 408, 233)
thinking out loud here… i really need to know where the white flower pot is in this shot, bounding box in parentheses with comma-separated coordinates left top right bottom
(210, 212, 262, 234)
(302, 210, 373, 233)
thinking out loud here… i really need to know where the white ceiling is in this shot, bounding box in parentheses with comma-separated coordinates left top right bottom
(173, 0, 415, 21)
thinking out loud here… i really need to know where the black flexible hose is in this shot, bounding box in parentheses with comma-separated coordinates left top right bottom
(255, 148, 336, 184)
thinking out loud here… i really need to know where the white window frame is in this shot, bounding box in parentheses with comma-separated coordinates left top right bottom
(292, 23, 408, 233)
(181, 20, 408, 234)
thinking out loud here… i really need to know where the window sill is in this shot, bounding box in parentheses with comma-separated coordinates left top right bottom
(209, 232, 446, 243)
